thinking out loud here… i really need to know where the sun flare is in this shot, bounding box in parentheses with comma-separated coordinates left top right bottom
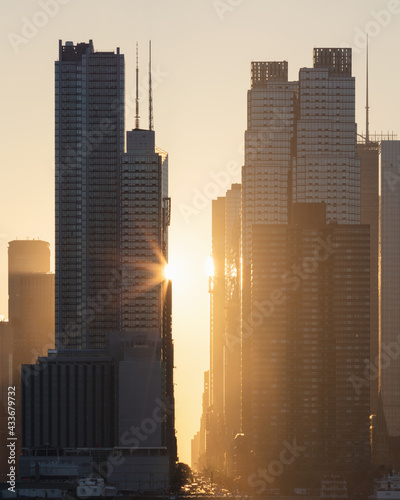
(163, 263, 175, 281)
(206, 255, 214, 278)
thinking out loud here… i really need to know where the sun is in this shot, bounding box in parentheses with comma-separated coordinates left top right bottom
(163, 263, 175, 281)
(206, 255, 214, 278)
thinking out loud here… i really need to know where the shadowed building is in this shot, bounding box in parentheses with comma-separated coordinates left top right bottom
(249, 204, 370, 486)
(54, 40, 124, 351)
(21, 41, 176, 491)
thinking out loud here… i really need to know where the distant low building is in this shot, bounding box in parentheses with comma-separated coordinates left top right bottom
(0, 239, 54, 480)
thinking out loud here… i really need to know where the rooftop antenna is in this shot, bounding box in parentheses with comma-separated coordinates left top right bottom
(366, 36, 369, 143)
(135, 42, 140, 129)
(149, 40, 153, 131)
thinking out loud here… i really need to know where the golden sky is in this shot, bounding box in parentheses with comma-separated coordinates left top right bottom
(0, 0, 399, 464)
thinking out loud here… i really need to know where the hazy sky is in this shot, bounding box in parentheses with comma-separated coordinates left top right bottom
(0, 0, 399, 464)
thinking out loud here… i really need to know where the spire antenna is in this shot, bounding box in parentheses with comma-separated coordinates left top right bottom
(366, 36, 369, 143)
(149, 40, 153, 131)
(135, 42, 140, 129)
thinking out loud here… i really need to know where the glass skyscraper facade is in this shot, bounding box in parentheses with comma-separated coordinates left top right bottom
(55, 40, 124, 350)
(21, 41, 176, 490)
(294, 48, 360, 224)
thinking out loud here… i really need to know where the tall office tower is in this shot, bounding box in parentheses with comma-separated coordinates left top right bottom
(294, 48, 361, 224)
(208, 196, 225, 471)
(120, 129, 170, 332)
(241, 48, 370, 488)
(21, 39, 125, 453)
(243, 61, 297, 253)
(21, 41, 176, 491)
(223, 184, 241, 476)
(201, 184, 242, 477)
(0, 239, 54, 479)
(242, 60, 298, 443)
(357, 140, 379, 414)
(249, 204, 370, 487)
(55, 40, 124, 350)
(111, 126, 176, 484)
(380, 140, 400, 456)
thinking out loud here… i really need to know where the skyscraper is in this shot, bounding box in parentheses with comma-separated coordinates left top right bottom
(223, 184, 241, 477)
(208, 196, 225, 471)
(202, 184, 242, 476)
(55, 40, 124, 350)
(380, 140, 400, 447)
(357, 139, 379, 414)
(240, 48, 370, 489)
(242, 60, 298, 442)
(293, 48, 360, 223)
(21, 40, 176, 491)
(193, 370, 210, 471)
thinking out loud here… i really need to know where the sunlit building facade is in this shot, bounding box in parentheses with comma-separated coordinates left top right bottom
(208, 196, 225, 471)
(192, 370, 210, 471)
(242, 60, 298, 441)
(241, 48, 370, 487)
(0, 240, 54, 479)
(293, 48, 361, 223)
(223, 184, 242, 476)
(204, 184, 242, 476)
(380, 140, 400, 441)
